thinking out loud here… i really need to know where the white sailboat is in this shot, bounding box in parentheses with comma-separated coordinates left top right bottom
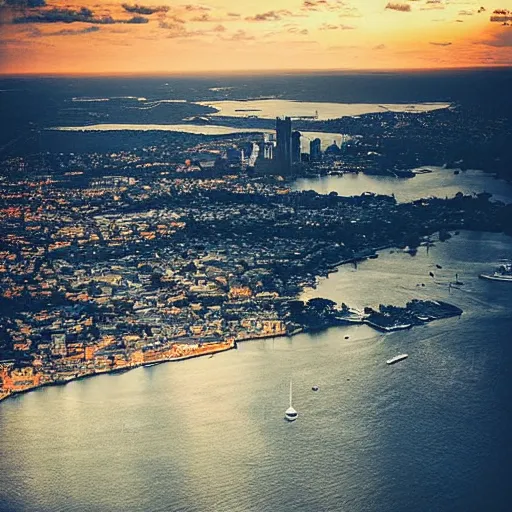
(284, 379, 298, 422)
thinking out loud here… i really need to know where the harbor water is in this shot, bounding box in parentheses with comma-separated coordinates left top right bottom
(1, 231, 512, 512)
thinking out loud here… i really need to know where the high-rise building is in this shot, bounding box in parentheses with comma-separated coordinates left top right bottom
(275, 117, 292, 172)
(310, 138, 322, 161)
(292, 131, 301, 163)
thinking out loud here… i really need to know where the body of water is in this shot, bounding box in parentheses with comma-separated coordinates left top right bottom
(198, 99, 451, 120)
(52, 124, 344, 151)
(1, 231, 512, 512)
(292, 166, 512, 204)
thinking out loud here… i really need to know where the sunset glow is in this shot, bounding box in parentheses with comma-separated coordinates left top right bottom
(0, 0, 511, 74)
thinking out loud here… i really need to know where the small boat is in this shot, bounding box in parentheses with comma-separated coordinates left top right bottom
(285, 379, 298, 422)
(386, 354, 408, 365)
(480, 263, 512, 282)
(312, 385, 319, 391)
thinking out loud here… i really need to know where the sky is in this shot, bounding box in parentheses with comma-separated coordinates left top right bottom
(0, 0, 511, 74)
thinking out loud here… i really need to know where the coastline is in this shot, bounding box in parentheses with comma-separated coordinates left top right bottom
(0, 300, 462, 406)
(0, 238, 467, 406)
(0, 341, 236, 404)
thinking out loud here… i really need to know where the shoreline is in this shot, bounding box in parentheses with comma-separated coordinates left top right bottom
(0, 342, 236, 404)
(0, 237, 466, 406)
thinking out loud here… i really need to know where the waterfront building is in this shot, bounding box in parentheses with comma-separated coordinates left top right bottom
(292, 131, 302, 163)
(310, 138, 322, 161)
(275, 117, 292, 172)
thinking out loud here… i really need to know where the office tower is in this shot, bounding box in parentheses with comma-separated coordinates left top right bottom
(310, 138, 322, 161)
(275, 117, 292, 172)
(292, 131, 301, 163)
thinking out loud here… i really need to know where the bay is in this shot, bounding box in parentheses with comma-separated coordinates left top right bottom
(292, 166, 512, 204)
(1, 231, 512, 512)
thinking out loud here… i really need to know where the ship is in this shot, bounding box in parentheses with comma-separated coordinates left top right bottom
(479, 263, 512, 282)
(386, 354, 408, 365)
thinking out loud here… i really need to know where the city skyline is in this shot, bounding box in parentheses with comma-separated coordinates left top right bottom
(0, 0, 511, 75)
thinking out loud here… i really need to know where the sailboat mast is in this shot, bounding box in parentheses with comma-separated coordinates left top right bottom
(289, 379, 292, 407)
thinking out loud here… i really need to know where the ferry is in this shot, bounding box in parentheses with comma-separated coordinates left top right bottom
(479, 263, 512, 282)
(386, 354, 408, 365)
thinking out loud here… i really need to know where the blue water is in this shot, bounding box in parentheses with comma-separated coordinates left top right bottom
(292, 167, 512, 204)
(1, 231, 512, 512)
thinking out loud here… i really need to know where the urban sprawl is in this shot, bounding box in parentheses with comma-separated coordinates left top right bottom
(1, 111, 511, 402)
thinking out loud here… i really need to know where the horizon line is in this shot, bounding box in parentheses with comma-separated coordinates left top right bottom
(0, 64, 511, 79)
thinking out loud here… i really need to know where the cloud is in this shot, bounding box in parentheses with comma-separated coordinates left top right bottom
(2, 0, 46, 7)
(190, 13, 210, 21)
(48, 25, 101, 36)
(490, 9, 512, 22)
(373, 43, 386, 50)
(124, 15, 149, 24)
(458, 10, 473, 16)
(226, 29, 255, 41)
(385, 3, 411, 13)
(429, 41, 452, 46)
(287, 26, 309, 34)
(479, 29, 512, 47)
(245, 10, 293, 22)
(121, 4, 169, 15)
(13, 7, 115, 24)
(227, 12, 240, 17)
(302, 0, 347, 12)
(183, 4, 211, 12)
(319, 23, 355, 30)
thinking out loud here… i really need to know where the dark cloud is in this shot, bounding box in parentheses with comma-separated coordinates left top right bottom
(48, 25, 100, 36)
(477, 7, 486, 14)
(227, 12, 240, 17)
(385, 3, 411, 13)
(121, 4, 169, 15)
(490, 9, 512, 22)
(245, 10, 293, 22)
(3, 0, 46, 7)
(124, 15, 149, 24)
(13, 7, 115, 24)
(373, 43, 386, 50)
(429, 41, 452, 46)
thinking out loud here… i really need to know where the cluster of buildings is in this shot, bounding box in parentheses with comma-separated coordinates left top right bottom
(2, 105, 502, 403)
(256, 117, 333, 174)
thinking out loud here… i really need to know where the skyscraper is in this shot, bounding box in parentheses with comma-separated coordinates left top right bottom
(292, 131, 301, 163)
(310, 138, 322, 161)
(275, 117, 292, 172)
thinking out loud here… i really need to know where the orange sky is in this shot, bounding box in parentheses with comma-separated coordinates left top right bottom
(0, 0, 511, 74)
